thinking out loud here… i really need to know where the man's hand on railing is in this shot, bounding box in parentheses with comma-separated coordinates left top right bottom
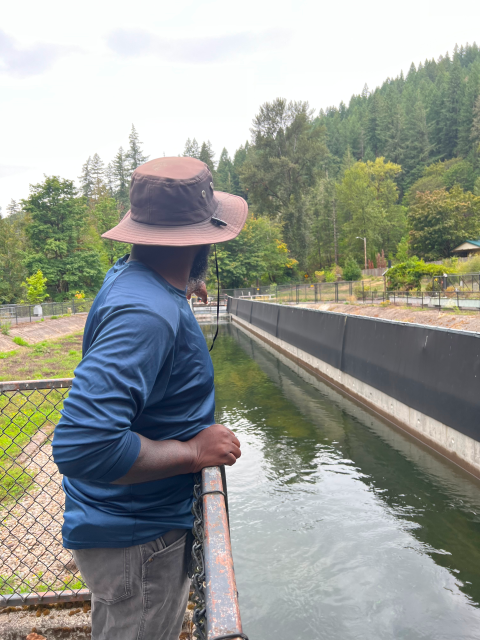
(187, 280, 208, 304)
(187, 424, 241, 471)
(113, 424, 241, 484)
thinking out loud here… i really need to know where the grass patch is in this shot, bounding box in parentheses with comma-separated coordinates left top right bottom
(12, 336, 29, 347)
(0, 350, 18, 360)
(0, 572, 85, 595)
(0, 387, 69, 504)
(0, 332, 83, 504)
(0, 332, 83, 381)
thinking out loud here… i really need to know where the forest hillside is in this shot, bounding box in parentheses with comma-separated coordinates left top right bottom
(1, 43, 480, 300)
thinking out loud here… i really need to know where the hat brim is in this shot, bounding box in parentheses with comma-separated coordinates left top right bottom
(101, 191, 248, 246)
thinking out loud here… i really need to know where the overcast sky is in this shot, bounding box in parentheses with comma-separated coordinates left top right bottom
(1, 0, 479, 213)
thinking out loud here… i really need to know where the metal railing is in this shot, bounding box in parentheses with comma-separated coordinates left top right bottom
(0, 299, 94, 326)
(191, 467, 246, 640)
(0, 377, 245, 638)
(226, 283, 480, 312)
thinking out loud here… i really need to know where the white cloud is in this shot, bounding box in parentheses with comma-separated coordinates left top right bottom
(0, 29, 79, 78)
(106, 27, 291, 64)
(0, 164, 32, 179)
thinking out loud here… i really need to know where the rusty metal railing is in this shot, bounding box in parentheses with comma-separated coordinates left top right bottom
(191, 467, 247, 640)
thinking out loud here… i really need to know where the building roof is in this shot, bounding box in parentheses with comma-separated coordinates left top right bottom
(452, 239, 480, 252)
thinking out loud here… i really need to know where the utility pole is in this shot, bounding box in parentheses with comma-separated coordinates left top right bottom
(356, 237, 367, 270)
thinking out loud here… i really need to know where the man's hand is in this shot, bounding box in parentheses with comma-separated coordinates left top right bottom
(113, 424, 241, 484)
(187, 280, 208, 304)
(186, 424, 241, 472)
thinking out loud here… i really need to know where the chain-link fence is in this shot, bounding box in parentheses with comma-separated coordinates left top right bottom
(0, 376, 245, 637)
(0, 299, 94, 327)
(0, 378, 90, 606)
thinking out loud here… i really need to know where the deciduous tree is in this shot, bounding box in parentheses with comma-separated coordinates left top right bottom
(22, 176, 104, 299)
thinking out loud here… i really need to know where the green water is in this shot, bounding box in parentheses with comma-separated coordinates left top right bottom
(206, 323, 480, 640)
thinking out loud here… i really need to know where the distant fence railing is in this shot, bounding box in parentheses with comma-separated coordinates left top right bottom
(0, 299, 94, 325)
(0, 377, 244, 634)
(223, 280, 480, 310)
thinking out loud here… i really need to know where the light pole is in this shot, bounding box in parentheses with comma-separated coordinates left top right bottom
(356, 237, 367, 270)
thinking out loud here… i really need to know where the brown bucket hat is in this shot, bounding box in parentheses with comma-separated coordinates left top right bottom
(102, 156, 248, 246)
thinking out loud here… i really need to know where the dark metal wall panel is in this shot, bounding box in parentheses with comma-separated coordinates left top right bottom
(250, 302, 279, 335)
(341, 317, 480, 441)
(277, 306, 346, 370)
(236, 299, 253, 323)
(230, 301, 480, 442)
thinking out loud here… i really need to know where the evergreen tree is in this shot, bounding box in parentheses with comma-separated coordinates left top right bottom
(105, 162, 115, 196)
(216, 148, 235, 192)
(0, 216, 26, 303)
(402, 99, 431, 189)
(471, 94, 480, 155)
(126, 125, 149, 175)
(79, 156, 94, 202)
(442, 54, 464, 157)
(112, 147, 130, 216)
(22, 176, 104, 299)
(241, 99, 328, 267)
(457, 60, 480, 157)
(199, 141, 215, 171)
(183, 138, 200, 159)
(6, 199, 21, 217)
(90, 153, 105, 202)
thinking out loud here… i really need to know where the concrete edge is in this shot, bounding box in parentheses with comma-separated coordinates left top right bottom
(232, 315, 480, 482)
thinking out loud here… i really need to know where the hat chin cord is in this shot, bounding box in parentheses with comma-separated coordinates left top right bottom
(209, 244, 220, 352)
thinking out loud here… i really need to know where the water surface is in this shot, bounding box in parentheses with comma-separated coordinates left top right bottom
(205, 324, 480, 640)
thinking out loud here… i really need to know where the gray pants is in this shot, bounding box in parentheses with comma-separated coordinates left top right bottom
(72, 530, 191, 640)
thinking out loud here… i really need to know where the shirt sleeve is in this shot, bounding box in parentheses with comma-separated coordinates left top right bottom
(52, 305, 175, 483)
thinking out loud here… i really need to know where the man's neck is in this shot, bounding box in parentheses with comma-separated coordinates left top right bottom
(128, 245, 197, 291)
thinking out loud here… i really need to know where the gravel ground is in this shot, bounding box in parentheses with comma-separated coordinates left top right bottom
(0, 437, 77, 596)
(0, 601, 193, 640)
(296, 302, 480, 333)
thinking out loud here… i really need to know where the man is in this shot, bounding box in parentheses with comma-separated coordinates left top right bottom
(52, 157, 248, 640)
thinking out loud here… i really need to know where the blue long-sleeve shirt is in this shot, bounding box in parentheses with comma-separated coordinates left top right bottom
(52, 256, 215, 549)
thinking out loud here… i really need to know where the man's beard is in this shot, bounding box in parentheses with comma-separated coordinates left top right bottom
(188, 244, 211, 288)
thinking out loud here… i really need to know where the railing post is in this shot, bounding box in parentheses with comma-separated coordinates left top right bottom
(200, 467, 244, 640)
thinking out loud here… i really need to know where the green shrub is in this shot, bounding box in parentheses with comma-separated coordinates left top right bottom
(343, 257, 362, 281)
(12, 337, 29, 347)
(324, 270, 336, 282)
(386, 258, 452, 291)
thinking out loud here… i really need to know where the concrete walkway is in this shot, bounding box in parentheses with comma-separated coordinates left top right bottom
(0, 315, 88, 351)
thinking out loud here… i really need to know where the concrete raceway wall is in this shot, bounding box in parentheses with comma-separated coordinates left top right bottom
(227, 297, 480, 480)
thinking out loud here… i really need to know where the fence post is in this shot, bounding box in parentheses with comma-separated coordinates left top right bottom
(422, 292, 424, 309)
(15, 306, 18, 325)
(29, 305, 31, 323)
(349, 282, 352, 296)
(296, 285, 299, 305)
(362, 281, 364, 303)
(335, 282, 338, 303)
(457, 292, 460, 310)
(72, 299, 76, 314)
